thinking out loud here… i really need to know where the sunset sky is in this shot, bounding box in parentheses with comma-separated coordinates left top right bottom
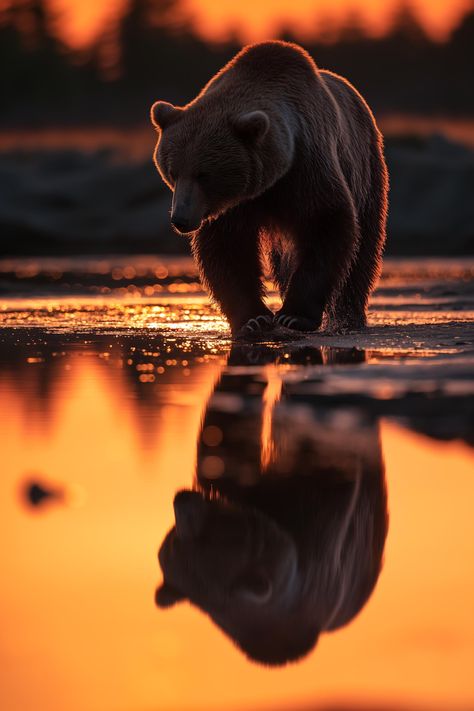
(46, 0, 473, 49)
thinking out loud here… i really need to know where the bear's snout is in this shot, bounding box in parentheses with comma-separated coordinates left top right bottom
(171, 215, 198, 234)
(171, 179, 206, 235)
(173, 490, 208, 540)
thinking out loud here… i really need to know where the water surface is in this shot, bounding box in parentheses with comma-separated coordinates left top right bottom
(1, 256, 473, 711)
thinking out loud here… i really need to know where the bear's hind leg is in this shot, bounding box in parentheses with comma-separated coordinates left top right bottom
(191, 211, 273, 336)
(330, 190, 387, 332)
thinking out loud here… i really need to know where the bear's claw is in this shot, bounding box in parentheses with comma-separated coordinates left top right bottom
(275, 314, 298, 329)
(274, 313, 317, 332)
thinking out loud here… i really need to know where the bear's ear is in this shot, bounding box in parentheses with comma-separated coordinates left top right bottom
(150, 101, 182, 130)
(155, 581, 186, 608)
(233, 111, 270, 143)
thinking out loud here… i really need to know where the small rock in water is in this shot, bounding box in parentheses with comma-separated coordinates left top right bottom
(22, 477, 65, 509)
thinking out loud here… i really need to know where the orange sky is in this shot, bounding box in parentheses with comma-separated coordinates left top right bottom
(47, 0, 473, 49)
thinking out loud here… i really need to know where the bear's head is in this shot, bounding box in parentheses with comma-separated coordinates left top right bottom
(150, 99, 293, 235)
(155, 489, 319, 665)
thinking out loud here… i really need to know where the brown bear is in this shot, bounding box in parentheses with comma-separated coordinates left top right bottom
(151, 40, 388, 336)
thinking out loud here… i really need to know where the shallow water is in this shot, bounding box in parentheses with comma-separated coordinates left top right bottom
(1, 256, 473, 711)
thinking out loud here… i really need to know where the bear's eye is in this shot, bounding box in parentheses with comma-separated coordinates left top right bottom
(195, 171, 209, 182)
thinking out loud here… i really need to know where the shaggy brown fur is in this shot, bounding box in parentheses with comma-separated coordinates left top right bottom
(151, 41, 388, 336)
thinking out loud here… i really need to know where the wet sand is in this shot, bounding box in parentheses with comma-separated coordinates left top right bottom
(1, 255, 473, 364)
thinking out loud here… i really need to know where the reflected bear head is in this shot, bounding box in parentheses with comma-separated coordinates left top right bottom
(156, 488, 318, 665)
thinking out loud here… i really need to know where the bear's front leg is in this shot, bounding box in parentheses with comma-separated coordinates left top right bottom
(275, 204, 359, 332)
(191, 211, 273, 337)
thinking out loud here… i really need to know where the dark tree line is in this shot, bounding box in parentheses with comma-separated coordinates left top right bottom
(1, 0, 473, 126)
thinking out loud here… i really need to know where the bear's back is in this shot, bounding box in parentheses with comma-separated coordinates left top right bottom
(201, 40, 319, 101)
(321, 70, 378, 131)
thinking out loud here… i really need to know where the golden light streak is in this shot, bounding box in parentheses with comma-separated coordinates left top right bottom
(260, 364, 283, 471)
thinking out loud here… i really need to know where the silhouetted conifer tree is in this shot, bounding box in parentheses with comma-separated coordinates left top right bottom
(0, 0, 473, 124)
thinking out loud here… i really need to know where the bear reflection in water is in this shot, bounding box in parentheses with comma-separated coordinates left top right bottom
(156, 346, 388, 665)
